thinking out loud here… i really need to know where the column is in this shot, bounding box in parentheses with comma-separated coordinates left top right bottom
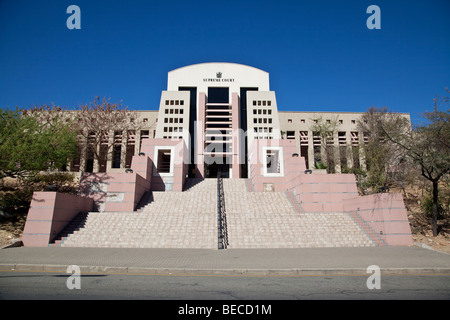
(231, 93, 241, 178)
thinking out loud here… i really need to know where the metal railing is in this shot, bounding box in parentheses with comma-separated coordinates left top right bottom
(217, 175, 229, 249)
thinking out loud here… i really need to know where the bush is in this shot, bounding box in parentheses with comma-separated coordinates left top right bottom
(0, 190, 33, 217)
(314, 162, 327, 169)
(29, 172, 78, 194)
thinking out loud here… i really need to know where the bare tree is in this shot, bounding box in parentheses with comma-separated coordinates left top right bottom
(310, 115, 341, 173)
(381, 90, 450, 236)
(357, 107, 411, 193)
(75, 97, 144, 172)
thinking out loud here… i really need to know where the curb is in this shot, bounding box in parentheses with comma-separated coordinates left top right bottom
(1, 263, 450, 276)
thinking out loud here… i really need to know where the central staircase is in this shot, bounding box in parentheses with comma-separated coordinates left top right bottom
(53, 178, 377, 249)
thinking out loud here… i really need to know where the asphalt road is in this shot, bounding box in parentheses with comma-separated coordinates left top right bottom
(1, 270, 449, 301)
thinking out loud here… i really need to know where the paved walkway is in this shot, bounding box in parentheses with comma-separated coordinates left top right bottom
(0, 246, 449, 275)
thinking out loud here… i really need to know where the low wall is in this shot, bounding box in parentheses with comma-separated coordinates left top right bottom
(293, 174, 359, 212)
(249, 139, 306, 192)
(139, 139, 187, 191)
(79, 155, 152, 212)
(103, 172, 151, 212)
(343, 193, 413, 246)
(22, 192, 94, 247)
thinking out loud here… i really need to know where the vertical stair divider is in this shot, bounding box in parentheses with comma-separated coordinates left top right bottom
(217, 176, 228, 249)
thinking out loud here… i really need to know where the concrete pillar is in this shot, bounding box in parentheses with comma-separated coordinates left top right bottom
(231, 93, 241, 178)
(308, 130, 314, 169)
(195, 92, 206, 178)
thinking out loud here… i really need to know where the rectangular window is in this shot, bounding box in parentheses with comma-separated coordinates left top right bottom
(263, 147, 284, 177)
(266, 150, 280, 174)
(112, 145, 121, 169)
(156, 149, 171, 173)
(208, 87, 229, 103)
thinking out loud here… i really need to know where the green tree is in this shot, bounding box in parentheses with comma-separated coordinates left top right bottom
(0, 106, 78, 180)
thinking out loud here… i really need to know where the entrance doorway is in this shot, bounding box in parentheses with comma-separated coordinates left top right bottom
(204, 157, 230, 178)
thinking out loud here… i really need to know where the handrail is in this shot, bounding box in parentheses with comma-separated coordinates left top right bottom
(217, 175, 228, 249)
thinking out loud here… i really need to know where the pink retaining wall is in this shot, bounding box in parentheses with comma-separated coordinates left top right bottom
(79, 155, 152, 212)
(248, 139, 306, 192)
(344, 193, 413, 246)
(293, 174, 359, 212)
(103, 171, 151, 212)
(139, 138, 187, 191)
(22, 192, 94, 247)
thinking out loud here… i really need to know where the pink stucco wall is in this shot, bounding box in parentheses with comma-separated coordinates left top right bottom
(103, 171, 151, 212)
(293, 174, 359, 212)
(344, 193, 413, 246)
(248, 139, 306, 192)
(79, 155, 153, 212)
(139, 138, 187, 191)
(22, 192, 94, 247)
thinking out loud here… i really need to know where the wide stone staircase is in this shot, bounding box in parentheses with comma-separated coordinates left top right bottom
(56, 178, 218, 248)
(53, 178, 376, 249)
(223, 179, 375, 248)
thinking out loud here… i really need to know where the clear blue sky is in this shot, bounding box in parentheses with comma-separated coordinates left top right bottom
(1, 0, 449, 124)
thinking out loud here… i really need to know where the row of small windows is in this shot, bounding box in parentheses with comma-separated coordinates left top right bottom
(286, 119, 357, 124)
(164, 108, 184, 114)
(254, 127, 273, 133)
(252, 100, 272, 106)
(163, 127, 184, 133)
(253, 118, 273, 124)
(253, 109, 272, 115)
(164, 117, 184, 124)
(165, 100, 185, 106)
(254, 127, 274, 140)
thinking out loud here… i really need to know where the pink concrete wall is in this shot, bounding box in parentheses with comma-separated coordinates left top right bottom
(22, 192, 94, 247)
(131, 154, 152, 181)
(248, 139, 306, 192)
(294, 174, 359, 212)
(139, 138, 187, 191)
(103, 172, 151, 212)
(79, 155, 152, 212)
(344, 193, 413, 246)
